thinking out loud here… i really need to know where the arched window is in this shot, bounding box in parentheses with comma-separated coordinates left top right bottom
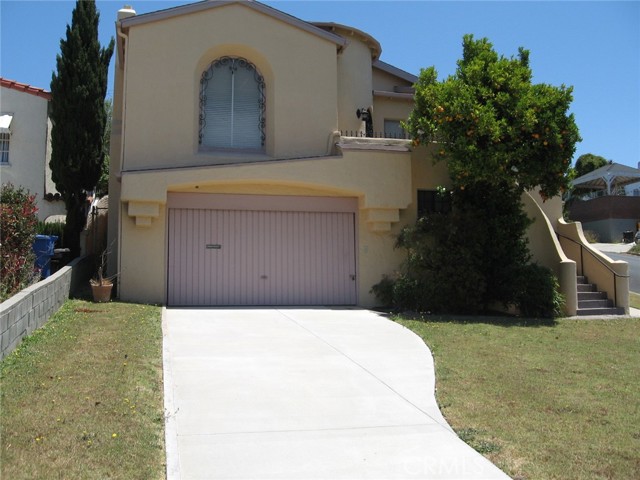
(199, 57, 266, 150)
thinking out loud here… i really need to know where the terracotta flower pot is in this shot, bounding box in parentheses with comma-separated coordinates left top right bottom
(90, 282, 113, 303)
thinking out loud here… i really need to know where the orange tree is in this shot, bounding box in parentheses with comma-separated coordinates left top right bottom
(407, 34, 580, 200)
(384, 35, 579, 316)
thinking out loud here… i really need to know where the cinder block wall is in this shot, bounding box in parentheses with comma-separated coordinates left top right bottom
(0, 256, 91, 360)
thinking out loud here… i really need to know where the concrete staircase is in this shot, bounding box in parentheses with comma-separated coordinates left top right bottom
(576, 276, 625, 316)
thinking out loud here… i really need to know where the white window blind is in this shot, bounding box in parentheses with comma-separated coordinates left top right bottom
(200, 58, 264, 150)
(0, 133, 10, 164)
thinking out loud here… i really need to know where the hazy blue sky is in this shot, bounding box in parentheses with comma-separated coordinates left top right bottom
(1, 0, 639, 168)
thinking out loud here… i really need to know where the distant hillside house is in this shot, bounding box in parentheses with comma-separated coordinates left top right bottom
(567, 162, 640, 242)
(0, 78, 65, 221)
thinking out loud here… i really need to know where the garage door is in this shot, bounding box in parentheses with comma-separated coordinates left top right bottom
(167, 194, 357, 306)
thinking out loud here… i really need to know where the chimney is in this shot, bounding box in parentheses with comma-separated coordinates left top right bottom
(118, 5, 136, 21)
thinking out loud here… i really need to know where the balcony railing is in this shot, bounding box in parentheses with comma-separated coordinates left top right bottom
(573, 188, 640, 201)
(340, 130, 410, 140)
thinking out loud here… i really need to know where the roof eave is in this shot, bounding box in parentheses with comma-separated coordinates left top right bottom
(312, 22, 382, 60)
(373, 60, 418, 84)
(120, 0, 346, 48)
(0, 77, 52, 100)
(572, 162, 640, 187)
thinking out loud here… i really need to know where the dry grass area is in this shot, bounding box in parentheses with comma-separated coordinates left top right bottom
(0, 300, 164, 480)
(396, 315, 640, 480)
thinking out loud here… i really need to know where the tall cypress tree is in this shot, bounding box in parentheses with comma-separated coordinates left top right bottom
(50, 0, 114, 257)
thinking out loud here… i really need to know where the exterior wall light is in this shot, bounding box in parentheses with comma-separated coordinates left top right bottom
(356, 107, 370, 121)
(356, 107, 373, 137)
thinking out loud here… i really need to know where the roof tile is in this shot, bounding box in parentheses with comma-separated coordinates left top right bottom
(0, 77, 52, 100)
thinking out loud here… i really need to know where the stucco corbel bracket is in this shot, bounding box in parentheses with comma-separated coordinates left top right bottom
(128, 201, 160, 227)
(363, 208, 400, 233)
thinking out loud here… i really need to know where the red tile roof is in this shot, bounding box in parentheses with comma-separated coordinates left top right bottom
(0, 77, 52, 100)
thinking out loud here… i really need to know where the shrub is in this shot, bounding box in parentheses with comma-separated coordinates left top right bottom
(1, 184, 39, 301)
(370, 275, 395, 308)
(392, 276, 425, 311)
(583, 230, 599, 243)
(377, 181, 532, 315)
(36, 220, 65, 248)
(516, 263, 564, 318)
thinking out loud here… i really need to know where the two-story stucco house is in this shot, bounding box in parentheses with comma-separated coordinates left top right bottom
(109, 0, 629, 315)
(0, 78, 65, 220)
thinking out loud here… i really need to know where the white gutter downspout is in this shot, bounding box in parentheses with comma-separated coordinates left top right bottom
(115, 7, 135, 289)
(116, 7, 135, 173)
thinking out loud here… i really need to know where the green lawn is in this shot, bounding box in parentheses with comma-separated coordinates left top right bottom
(0, 300, 165, 480)
(2, 299, 638, 479)
(631, 292, 640, 310)
(396, 315, 640, 479)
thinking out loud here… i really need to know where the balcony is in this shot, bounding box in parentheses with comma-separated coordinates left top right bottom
(338, 131, 411, 152)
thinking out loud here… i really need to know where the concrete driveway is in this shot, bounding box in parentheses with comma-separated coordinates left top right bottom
(162, 308, 509, 479)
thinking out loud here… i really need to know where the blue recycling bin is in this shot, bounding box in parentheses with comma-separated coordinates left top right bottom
(33, 235, 58, 279)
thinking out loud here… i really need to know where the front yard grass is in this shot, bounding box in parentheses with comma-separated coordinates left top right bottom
(396, 315, 640, 479)
(0, 300, 164, 480)
(2, 299, 638, 479)
(630, 291, 640, 309)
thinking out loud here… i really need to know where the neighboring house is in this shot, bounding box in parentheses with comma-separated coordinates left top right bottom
(626, 182, 640, 197)
(567, 163, 640, 242)
(109, 0, 629, 314)
(0, 78, 66, 221)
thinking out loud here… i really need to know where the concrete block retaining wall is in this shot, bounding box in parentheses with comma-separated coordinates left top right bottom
(0, 256, 91, 360)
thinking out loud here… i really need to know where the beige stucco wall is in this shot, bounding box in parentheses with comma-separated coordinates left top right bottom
(372, 67, 412, 92)
(115, 141, 459, 306)
(334, 30, 374, 135)
(372, 95, 413, 136)
(118, 200, 166, 303)
(557, 219, 629, 313)
(522, 191, 577, 315)
(408, 145, 452, 212)
(113, 3, 524, 308)
(120, 3, 339, 172)
(120, 151, 410, 207)
(361, 145, 451, 303)
(0, 87, 65, 220)
(116, 147, 416, 306)
(527, 190, 564, 230)
(117, 187, 404, 307)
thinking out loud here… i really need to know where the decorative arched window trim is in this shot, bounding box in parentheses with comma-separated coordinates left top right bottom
(199, 56, 266, 151)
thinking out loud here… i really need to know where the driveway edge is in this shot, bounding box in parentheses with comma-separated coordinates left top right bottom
(162, 307, 181, 480)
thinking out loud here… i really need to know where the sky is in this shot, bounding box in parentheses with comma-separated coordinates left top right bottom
(1, 0, 639, 169)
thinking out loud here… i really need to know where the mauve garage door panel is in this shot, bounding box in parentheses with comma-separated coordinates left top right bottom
(167, 204, 357, 306)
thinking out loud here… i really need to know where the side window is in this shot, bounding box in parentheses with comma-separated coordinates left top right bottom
(0, 133, 10, 164)
(0, 114, 13, 164)
(417, 190, 452, 218)
(384, 119, 407, 139)
(199, 57, 265, 151)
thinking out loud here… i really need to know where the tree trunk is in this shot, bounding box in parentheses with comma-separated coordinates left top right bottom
(64, 192, 89, 258)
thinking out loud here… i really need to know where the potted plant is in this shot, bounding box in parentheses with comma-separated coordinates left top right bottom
(90, 246, 116, 302)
